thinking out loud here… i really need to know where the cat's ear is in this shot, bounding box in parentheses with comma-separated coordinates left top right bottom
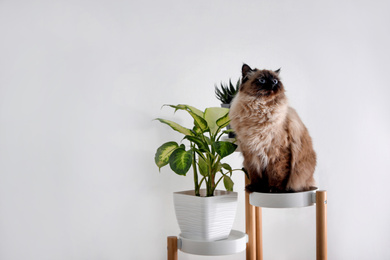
(242, 64, 253, 78)
(274, 68, 281, 75)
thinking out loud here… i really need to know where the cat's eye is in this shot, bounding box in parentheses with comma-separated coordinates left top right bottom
(258, 78, 266, 84)
(272, 79, 278, 84)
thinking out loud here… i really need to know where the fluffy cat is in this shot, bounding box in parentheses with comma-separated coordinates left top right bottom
(229, 64, 316, 193)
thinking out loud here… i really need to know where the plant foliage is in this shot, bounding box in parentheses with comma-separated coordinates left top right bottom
(155, 104, 241, 197)
(214, 79, 241, 104)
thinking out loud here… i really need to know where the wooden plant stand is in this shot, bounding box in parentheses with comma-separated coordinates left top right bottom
(167, 177, 327, 260)
(245, 177, 327, 260)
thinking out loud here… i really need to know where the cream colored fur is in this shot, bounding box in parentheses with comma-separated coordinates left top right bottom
(229, 67, 316, 192)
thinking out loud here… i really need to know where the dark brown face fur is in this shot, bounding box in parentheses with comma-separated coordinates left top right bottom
(240, 64, 285, 100)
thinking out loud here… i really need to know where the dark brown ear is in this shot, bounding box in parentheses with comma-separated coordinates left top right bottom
(274, 68, 281, 75)
(242, 64, 253, 77)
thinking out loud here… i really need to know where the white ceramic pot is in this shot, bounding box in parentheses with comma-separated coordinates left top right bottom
(173, 189, 238, 241)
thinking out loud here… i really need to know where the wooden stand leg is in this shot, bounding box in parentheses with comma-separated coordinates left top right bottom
(255, 207, 263, 260)
(245, 177, 256, 260)
(316, 191, 327, 260)
(167, 236, 178, 260)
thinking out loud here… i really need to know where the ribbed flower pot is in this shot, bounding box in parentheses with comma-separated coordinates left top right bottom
(173, 189, 238, 241)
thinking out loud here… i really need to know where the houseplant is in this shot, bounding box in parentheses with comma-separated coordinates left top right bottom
(214, 79, 241, 138)
(214, 79, 241, 108)
(154, 104, 242, 241)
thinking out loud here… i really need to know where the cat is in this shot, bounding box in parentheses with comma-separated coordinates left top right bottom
(229, 64, 316, 193)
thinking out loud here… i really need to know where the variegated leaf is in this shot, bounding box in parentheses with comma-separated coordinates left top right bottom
(155, 141, 179, 170)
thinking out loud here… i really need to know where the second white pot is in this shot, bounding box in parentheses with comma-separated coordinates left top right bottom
(173, 189, 238, 241)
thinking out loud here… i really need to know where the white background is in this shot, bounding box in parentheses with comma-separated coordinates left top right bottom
(1, 0, 390, 259)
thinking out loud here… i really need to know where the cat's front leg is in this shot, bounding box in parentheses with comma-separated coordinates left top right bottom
(286, 160, 316, 192)
(245, 168, 270, 193)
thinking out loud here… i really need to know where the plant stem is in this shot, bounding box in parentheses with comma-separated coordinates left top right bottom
(215, 171, 227, 188)
(191, 144, 200, 196)
(199, 176, 205, 187)
(206, 152, 214, 197)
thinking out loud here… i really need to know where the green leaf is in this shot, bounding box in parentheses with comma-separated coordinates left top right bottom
(188, 110, 208, 132)
(184, 135, 209, 153)
(186, 105, 204, 118)
(155, 142, 179, 170)
(221, 163, 232, 173)
(223, 175, 234, 191)
(198, 156, 209, 177)
(165, 104, 204, 118)
(155, 118, 193, 136)
(213, 162, 222, 173)
(194, 149, 206, 161)
(216, 112, 230, 129)
(204, 135, 212, 145)
(204, 107, 229, 136)
(166, 104, 187, 113)
(213, 141, 237, 159)
(165, 104, 208, 132)
(192, 126, 202, 135)
(169, 148, 192, 176)
(222, 129, 235, 134)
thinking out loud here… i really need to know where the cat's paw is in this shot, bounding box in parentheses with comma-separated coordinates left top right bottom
(286, 178, 302, 192)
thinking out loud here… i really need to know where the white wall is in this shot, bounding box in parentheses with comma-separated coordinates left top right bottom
(1, 0, 390, 259)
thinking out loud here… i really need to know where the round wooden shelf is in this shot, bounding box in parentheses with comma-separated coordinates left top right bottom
(178, 230, 247, 256)
(249, 187, 318, 208)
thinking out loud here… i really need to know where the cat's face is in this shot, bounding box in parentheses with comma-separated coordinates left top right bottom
(240, 64, 284, 99)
